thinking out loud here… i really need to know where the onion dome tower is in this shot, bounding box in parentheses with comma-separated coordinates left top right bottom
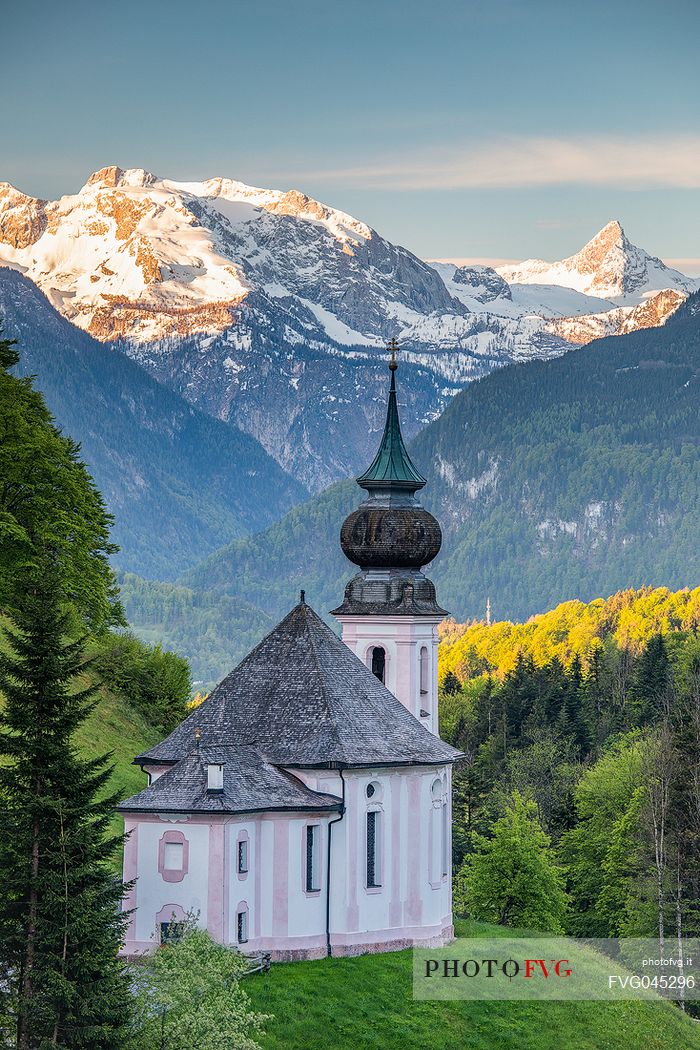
(332, 340, 447, 736)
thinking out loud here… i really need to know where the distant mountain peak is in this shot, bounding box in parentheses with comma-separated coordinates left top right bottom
(83, 166, 158, 190)
(594, 218, 624, 239)
(564, 219, 634, 281)
(498, 221, 696, 303)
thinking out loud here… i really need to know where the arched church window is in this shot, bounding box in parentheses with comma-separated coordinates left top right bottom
(420, 646, 429, 695)
(371, 646, 386, 684)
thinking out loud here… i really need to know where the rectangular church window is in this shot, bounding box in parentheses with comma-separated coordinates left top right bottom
(160, 920, 185, 945)
(366, 811, 382, 888)
(237, 909, 248, 944)
(305, 824, 320, 892)
(163, 841, 184, 871)
(238, 838, 249, 874)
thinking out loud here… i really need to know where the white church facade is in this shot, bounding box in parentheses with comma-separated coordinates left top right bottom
(119, 352, 461, 959)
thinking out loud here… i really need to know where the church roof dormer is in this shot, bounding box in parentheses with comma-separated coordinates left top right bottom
(356, 340, 426, 495)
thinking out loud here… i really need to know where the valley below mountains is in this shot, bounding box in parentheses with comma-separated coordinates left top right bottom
(121, 293, 700, 682)
(1, 164, 699, 681)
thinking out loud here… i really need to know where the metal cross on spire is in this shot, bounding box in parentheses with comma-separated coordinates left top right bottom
(387, 336, 400, 371)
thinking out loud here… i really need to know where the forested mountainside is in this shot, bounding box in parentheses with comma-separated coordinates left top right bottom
(123, 292, 700, 682)
(438, 585, 700, 684)
(0, 268, 306, 578)
(417, 288, 700, 619)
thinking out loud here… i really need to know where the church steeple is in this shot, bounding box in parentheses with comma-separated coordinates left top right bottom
(356, 342, 426, 496)
(332, 340, 447, 735)
(332, 340, 446, 610)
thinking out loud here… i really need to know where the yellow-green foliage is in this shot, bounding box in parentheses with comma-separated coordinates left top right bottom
(438, 585, 700, 682)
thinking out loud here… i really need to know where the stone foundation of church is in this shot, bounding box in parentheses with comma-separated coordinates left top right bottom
(266, 921, 456, 961)
(329, 921, 454, 959)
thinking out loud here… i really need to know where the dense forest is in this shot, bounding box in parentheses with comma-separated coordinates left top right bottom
(439, 585, 700, 681)
(438, 596, 700, 966)
(123, 292, 700, 682)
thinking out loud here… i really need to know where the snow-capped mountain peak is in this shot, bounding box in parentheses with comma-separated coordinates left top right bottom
(498, 221, 696, 304)
(0, 167, 390, 341)
(1, 167, 697, 491)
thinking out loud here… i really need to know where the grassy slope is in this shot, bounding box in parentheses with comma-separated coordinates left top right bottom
(73, 682, 159, 827)
(245, 921, 700, 1050)
(0, 617, 157, 845)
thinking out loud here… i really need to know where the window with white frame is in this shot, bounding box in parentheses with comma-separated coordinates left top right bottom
(163, 840, 184, 871)
(366, 810, 382, 888)
(237, 837, 249, 874)
(305, 824, 320, 892)
(430, 777, 444, 884)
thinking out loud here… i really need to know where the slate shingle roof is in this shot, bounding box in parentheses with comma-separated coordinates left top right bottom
(118, 745, 342, 815)
(135, 601, 460, 770)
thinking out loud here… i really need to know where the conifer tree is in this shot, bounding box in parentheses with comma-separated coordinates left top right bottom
(0, 571, 131, 1048)
(441, 670, 461, 696)
(629, 634, 671, 724)
(0, 328, 132, 1046)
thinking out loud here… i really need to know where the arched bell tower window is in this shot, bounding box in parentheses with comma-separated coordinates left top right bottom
(371, 646, 386, 684)
(420, 646, 429, 695)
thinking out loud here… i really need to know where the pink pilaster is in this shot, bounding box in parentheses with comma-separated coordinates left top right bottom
(405, 776, 422, 926)
(122, 818, 139, 943)
(207, 822, 225, 943)
(389, 775, 403, 928)
(254, 822, 262, 939)
(272, 819, 289, 937)
(346, 777, 360, 931)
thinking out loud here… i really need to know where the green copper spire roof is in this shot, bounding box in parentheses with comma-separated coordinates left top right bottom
(356, 354, 426, 494)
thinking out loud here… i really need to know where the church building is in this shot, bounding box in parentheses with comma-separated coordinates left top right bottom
(119, 350, 461, 959)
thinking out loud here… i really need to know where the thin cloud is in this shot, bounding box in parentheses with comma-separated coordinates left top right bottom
(428, 257, 522, 267)
(290, 135, 700, 190)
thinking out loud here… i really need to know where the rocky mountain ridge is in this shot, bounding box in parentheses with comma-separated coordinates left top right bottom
(1, 170, 695, 488)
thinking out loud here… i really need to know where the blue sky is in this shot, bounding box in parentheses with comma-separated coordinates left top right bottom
(3, 0, 699, 268)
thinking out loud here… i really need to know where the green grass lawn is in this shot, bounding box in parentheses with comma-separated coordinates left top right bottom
(245, 920, 700, 1050)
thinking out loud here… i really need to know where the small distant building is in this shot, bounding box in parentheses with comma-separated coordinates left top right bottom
(118, 351, 460, 959)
